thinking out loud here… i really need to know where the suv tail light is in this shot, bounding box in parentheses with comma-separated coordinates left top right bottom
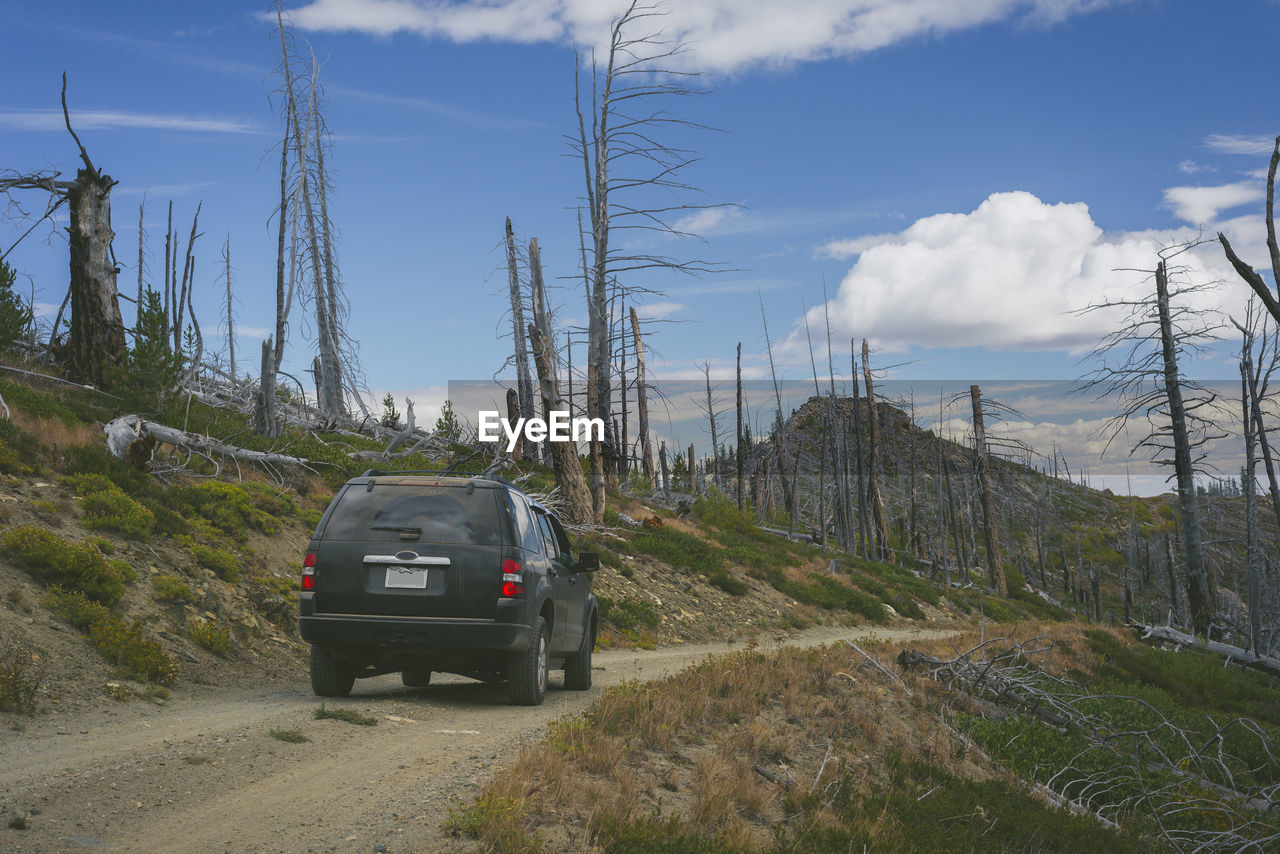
(501, 558, 524, 597)
(302, 551, 317, 591)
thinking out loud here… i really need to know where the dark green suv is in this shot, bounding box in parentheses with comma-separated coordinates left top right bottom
(299, 471, 598, 705)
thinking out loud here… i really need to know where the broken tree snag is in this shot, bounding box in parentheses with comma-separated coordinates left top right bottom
(253, 337, 280, 438)
(104, 415, 309, 471)
(505, 387, 523, 462)
(630, 307, 654, 485)
(970, 384, 1006, 595)
(60, 75, 126, 389)
(861, 340, 890, 561)
(1135, 623, 1280, 679)
(528, 321, 593, 525)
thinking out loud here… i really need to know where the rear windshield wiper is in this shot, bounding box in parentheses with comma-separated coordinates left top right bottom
(370, 524, 422, 537)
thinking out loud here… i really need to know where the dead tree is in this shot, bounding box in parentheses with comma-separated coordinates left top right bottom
(698, 362, 721, 491)
(760, 295, 795, 521)
(736, 342, 744, 510)
(862, 339, 890, 561)
(1078, 247, 1222, 635)
(222, 235, 236, 382)
(1220, 136, 1280, 326)
(272, 5, 363, 424)
(572, 0, 722, 506)
(630, 307, 654, 484)
(506, 218, 535, 431)
(971, 384, 1006, 594)
(0, 75, 126, 388)
(528, 317, 592, 525)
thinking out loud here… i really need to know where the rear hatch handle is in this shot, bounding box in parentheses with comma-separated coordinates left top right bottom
(362, 555, 452, 567)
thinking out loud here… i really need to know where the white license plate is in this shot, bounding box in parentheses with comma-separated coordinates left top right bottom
(385, 567, 429, 589)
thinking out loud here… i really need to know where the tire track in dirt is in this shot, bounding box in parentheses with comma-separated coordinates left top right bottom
(0, 624, 960, 852)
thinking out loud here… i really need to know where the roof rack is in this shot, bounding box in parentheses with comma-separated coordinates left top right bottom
(358, 469, 516, 487)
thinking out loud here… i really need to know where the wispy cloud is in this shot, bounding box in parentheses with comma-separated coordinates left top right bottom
(1177, 159, 1214, 175)
(639, 301, 685, 320)
(1205, 133, 1276, 156)
(1162, 181, 1262, 224)
(281, 0, 1112, 74)
(327, 85, 545, 131)
(0, 109, 264, 135)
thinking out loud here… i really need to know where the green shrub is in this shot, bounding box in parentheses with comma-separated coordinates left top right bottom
(707, 569, 748, 596)
(172, 482, 273, 540)
(630, 526, 723, 574)
(79, 490, 155, 538)
(444, 795, 540, 854)
(62, 473, 121, 496)
(60, 443, 153, 496)
(750, 566, 885, 621)
(188, 619, 232, 655)
(44, 586, 178, 683)
(0, 377, 80, 426)
(0, 641, 42, 714)
(190, 543, 240, 582)
(0, 260, 33, 350)
(122, 289, 185, 409)
(0, 419, 38, 474)
(597, 595, 660, 630)
(0, 526, 129, 604)
(152, 575, 198, 604)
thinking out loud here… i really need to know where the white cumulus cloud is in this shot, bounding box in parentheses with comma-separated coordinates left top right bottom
(802, 191, 1241, 355)
(281, 0, 1112, 73)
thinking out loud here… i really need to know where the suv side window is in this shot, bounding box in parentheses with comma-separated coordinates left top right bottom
(509, 493, 543, 555)
(533, 510, 560, 559)
(547, 514, 573, 561)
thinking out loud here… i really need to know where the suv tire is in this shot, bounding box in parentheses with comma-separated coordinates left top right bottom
(310, 646, 355, 697)
(563, 620, 593, 691)
(508, 616, 548, 706)
(401, 669, 431, 688)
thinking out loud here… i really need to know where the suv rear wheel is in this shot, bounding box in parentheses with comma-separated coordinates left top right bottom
(508, 616, 548, 706)
(310, 646, 355, 697)
(563, 620, 593, 690)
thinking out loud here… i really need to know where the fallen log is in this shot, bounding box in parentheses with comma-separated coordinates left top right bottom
(104, 415, 312, 473)
(1133, 623, 1280, 679)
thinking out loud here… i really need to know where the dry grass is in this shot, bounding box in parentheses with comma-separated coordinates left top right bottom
(10, 416, 99, 452)
(454, 624, 1152, 852)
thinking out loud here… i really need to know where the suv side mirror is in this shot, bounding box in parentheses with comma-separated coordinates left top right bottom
(576, 552, 600, 572)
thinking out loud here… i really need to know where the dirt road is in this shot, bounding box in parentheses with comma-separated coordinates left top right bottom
(0, 624, 958, 852)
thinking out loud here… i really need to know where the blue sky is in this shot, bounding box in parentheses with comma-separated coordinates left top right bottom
(3, 0, 1279, 494)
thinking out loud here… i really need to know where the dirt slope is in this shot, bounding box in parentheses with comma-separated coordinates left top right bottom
(0, 624, 957, 853)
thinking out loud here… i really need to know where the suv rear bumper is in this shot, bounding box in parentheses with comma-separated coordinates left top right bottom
(299, 613, 531, 652)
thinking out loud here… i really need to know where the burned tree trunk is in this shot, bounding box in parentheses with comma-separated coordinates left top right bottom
(65, 167, 126, 388)
(862, 340, 889, 561)
(1155, 261, 1213, 635)
(970, 384, 1006, 595)
(529, 321, 592, 525)
(58, 76, 126, 388)
(253, 337, 280, 438)
(736, 342, 744, 510)
(630, 307, 654, 485)
(506, 218, 535, 429)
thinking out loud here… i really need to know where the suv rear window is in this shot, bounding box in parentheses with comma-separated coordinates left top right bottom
(320, 483, 504, 545)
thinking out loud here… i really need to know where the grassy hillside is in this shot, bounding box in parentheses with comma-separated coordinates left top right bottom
(448, 622, 1280, 852)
